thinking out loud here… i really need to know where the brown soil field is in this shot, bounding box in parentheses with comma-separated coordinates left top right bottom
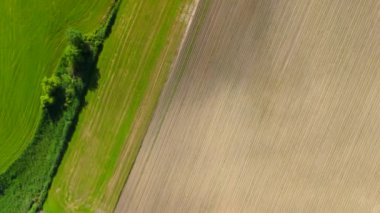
(116, 0, 380, 212)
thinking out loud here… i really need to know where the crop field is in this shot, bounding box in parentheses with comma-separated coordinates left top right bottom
(44, 0, 196, 212)
(117, 0, 380, 212)
(0, 0, 112, 173)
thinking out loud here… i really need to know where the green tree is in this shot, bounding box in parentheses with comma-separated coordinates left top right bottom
(40, 76, 61, 107)
(67, 29, 85, 48)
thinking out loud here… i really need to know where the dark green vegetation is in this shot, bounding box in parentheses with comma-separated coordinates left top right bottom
(0, 0, 112, 173)
(0, 2, 120, 212)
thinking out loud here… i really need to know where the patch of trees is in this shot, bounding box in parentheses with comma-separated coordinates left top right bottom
(40, 30, 90, 116)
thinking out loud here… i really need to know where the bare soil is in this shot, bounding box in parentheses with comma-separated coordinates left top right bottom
(117, 0, 380, 212)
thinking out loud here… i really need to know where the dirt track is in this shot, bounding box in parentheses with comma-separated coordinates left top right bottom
(116, 0, 380, 212)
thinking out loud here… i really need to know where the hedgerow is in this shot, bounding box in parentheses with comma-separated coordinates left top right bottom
(0, 1, 120, 212)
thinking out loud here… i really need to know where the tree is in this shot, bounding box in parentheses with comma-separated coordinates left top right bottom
(67, 29, 85, 48)
(64, 45, 82, 70)
(40, 76, 61, 107)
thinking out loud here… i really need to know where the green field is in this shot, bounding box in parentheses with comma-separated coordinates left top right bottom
(44, 0, 194, 212)
(0, 0, 113, 173)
